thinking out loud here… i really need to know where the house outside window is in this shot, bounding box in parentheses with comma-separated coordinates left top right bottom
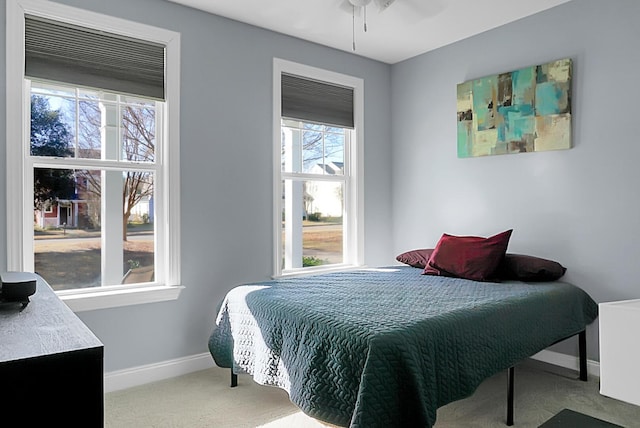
(274, 59, 364, 277)
(6, 0, 182, 311)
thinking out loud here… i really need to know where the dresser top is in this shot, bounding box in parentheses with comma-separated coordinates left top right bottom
(0, 276, 103, 363)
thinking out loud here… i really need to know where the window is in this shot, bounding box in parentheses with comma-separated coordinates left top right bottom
(273, 59, 364, 276)
(30, 81, 159, 289)
(6, 0, 181, 311)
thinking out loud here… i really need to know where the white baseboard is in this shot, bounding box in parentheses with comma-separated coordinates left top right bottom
(530, 349, 600, 378)
(104, 349, 599, 394)
(104, 352, 215, 393)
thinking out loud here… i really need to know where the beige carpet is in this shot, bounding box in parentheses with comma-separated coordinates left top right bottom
(105, 360, 640, 427)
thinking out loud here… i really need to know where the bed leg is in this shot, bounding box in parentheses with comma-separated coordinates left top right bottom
(506, 366, 514, 426)
(579, 330, 588, 381)
(230, 370, 238, 387)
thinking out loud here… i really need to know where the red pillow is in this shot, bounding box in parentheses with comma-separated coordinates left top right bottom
(396, 249, 434, 269)
(423, 230, 513, 281)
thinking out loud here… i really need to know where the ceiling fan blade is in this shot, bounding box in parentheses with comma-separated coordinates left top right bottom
(374, 0, 396, 12)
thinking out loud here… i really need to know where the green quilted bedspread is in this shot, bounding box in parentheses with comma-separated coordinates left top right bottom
(208, 266, 598, 427)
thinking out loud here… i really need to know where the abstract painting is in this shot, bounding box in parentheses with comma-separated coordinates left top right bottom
(457, 58, 572, 158)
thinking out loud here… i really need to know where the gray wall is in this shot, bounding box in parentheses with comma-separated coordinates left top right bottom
(0, 0, 393, 372)
(391, 0, 640, 360)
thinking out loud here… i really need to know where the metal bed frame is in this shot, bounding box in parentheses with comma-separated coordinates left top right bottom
(506, 330, 588, 426)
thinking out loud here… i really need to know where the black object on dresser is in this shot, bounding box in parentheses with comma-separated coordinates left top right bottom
(0, 275, 104, 426)
(0, 271, 37, 309)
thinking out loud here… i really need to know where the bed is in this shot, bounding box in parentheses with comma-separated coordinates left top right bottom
(208, 265, 598, 427)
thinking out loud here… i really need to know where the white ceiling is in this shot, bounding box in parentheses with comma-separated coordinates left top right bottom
(167, 0, 572, 64)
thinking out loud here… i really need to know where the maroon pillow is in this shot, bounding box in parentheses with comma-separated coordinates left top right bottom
(423, 230, 513, 281)
(497, 254, 567, 282)
(396, 249, 434, 269)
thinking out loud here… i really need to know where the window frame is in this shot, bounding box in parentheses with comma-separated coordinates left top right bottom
(273, 59, 364, 278)
(6, 0, 182, 311)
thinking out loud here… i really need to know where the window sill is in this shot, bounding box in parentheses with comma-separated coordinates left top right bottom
(275, 263, 366, 279)
(59, 284, 184, 312)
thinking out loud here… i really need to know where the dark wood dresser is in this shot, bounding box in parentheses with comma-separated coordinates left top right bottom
(0, 275, 104, 426)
